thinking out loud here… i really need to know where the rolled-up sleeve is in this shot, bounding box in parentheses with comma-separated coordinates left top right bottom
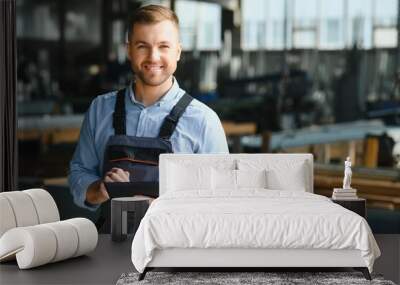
(68, 102, 101, 211)
(197, 110, 229, 154)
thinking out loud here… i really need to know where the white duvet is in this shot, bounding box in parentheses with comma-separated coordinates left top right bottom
(131, 190, 380, 273)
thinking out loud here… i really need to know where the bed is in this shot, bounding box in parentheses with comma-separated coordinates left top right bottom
(131, 154, 381, 280)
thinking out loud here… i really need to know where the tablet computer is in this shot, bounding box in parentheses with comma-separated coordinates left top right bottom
(104, 182, 159, 199)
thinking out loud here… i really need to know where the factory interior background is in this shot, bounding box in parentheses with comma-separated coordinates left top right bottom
(15, 0, 400, 233)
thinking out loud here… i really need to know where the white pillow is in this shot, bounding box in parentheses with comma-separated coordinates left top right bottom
(211, 168, 236, 190)
(167, 163, 211, 191)
(237, 159, 308, 191)
(236, 169, 267, 189)
(166, 159, 236, 192)
(211, 169, 268, 191)
(267, 166, 307, 191)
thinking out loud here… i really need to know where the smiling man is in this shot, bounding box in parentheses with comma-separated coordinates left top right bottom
(68, 5, 228, 229)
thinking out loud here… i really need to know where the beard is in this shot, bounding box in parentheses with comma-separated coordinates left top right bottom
(134, 68, 172, 87)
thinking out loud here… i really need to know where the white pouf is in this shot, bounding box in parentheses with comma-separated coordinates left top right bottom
(0, 189, 98, 269)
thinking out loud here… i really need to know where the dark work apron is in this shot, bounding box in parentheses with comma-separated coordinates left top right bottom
(97, 88, 193, 233)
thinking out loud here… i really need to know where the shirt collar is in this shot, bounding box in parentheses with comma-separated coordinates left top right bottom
(129, 77, 180, 107)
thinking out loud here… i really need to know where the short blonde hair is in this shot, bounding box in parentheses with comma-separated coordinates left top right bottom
(127, 5, 179, 42)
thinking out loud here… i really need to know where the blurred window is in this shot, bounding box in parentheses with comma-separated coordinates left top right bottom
(319, 0, 345, 49)
(176, 0, 221, 51)
(65, 1, 100, 44)
(241, 0, 267, 50)
(347, 0, 373, 48)
(241, 0, 398, 50)
(292, 0, 318, 49)
(16, 0, 59, 40)
(266, 0, 286, 50)
(373, 0, 398, 48)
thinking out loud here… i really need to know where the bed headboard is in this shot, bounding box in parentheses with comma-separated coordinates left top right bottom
(159, 154, 314, 195)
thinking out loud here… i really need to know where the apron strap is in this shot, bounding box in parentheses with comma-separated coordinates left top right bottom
(158, 93, 193, 139)
(113, 89, 126, 135)
(112, 88, 193, 138)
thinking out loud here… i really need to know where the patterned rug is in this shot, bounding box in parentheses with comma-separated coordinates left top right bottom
(116, 271, 396, 285)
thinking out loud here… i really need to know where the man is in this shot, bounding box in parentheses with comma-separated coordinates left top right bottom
(68, 5, 228, 213)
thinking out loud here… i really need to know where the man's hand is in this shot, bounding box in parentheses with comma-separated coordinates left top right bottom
(104, 168, 130, 182)
(85, 168, 130, 205)
(86, 180, 110, 205)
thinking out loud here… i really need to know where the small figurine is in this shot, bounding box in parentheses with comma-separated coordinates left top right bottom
(343, 157, 352, 189)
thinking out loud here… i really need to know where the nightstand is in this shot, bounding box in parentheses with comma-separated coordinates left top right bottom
(331, 198, 366, 218)
(111, 196, 151, 242)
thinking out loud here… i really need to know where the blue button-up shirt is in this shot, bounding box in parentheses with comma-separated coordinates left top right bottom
(68, 79, 229, 210)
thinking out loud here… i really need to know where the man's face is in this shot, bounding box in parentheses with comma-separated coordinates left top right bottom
(126, 20, 181, 87)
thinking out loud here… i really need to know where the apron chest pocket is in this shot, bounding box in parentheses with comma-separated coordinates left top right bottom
(104, 144, 169, 182)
